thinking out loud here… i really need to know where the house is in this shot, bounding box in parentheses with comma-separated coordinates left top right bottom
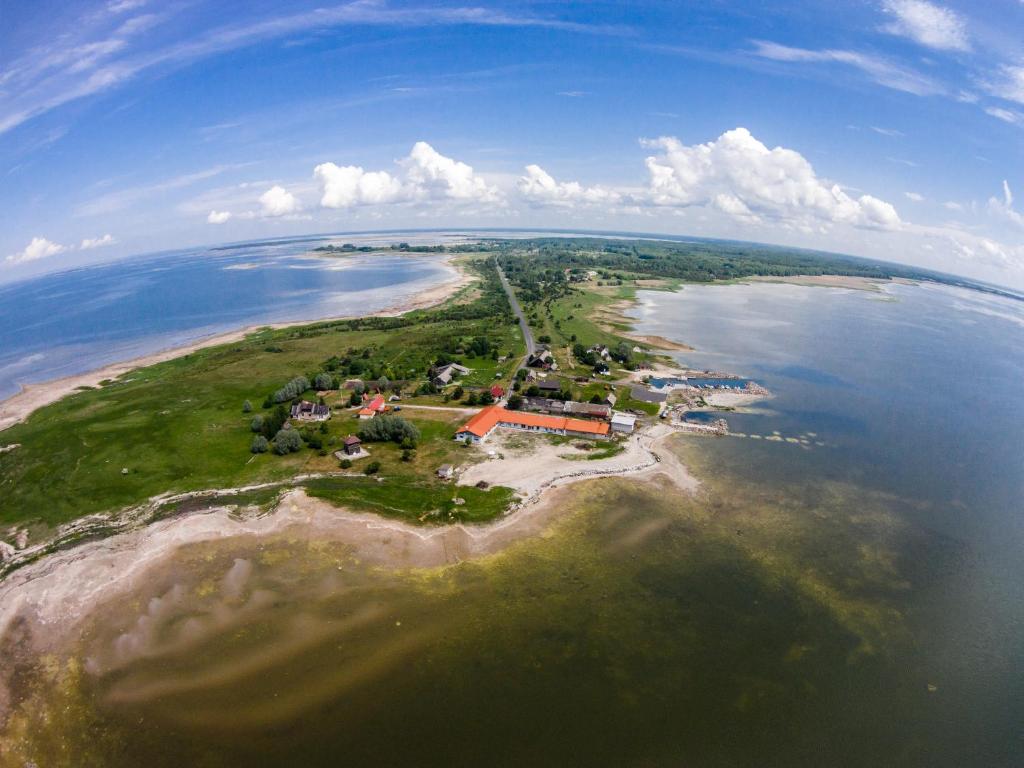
(611, 412, 637, 434)
(436, 464, 454, 480)
(490, 384, 505, 399)
(526, 349, 556, 370)
(431, 362, 472, 388)
(343, 379, 365, 391)
(358, 393, 386, 419)
(342, 435, 362, 455)
(590, 344, 612, 360)
(604, 392, 617, 407)
(456, 406, 610, 444)
(537, 379, 562, 394)
(290, 400, 331, 421)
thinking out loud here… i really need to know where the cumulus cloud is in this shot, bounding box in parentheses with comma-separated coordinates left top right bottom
(881, 0, 970, 51)
(518, 164, 621, 206)
(207, 210, 232, 224)
(640, 127, 901, 231)
(258, 185, 300, 217)
(80, 233, 116, 249)
(314, 142, 499, 209)
(5, 237, 67, 265)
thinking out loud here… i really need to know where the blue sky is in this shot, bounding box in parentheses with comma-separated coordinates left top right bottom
(2, 0, 1023, 287)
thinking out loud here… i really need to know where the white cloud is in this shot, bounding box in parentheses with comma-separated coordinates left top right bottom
(905, 191, 925, 201)
(989, 180, 1024, 227)
(751, 41, 943, 96)
(207, 210, 232, 224)
(517, 164, 621, 207)
(640, 127, 901, 230)
(107, 0, 147, 12)
(258, 185, 300, 217)
(5, 237, 67, 265)
(871, 126, 905, 137)
(315, 142, 499, 209)
(881, 0, 970, 52)
(80, 233, 115, 249)
(983, 65, 1024, 105)
(985, 106, 1023, 125)
(944, 201, 964, 211)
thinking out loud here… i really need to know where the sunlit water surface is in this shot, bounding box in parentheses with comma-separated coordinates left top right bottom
(4, 280, 1023, 767)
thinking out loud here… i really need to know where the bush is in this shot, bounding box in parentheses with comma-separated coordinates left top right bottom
(340, 458, 353, 469)
(364, 461, 381, 475)
(479, 391, 494, 405)
(314, 372, 334, 391)
(250, 415, 264, 433)
(507, 394, 523, 410)
(242, 400, 252, 413)
(401, 449, 414, 462)
(359, 415, 420, 446)
(273, 376, 311, 403)
(452, 385, 464, 400)
(250, 435, 269, 454)
(538, 334, 551, 344)
(466, 393, 479, 406)
(272, 428, 303, 455)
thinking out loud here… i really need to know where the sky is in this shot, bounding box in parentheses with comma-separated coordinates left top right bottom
(2, 0, 1024, 288)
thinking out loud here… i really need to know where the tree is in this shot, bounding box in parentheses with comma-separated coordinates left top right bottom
(349, 391, 362, 406)
(538, 334, 551, 344)
(273, 376, 311, 403)
(507, 394, 523, 410)
(314, 372, 333, 391)
(526, 385, 540, 397)
(401, 449, 414, 462)
(479, 390, 494, 405)
(358, 415, 421, 446)
(589, 394, 603, 404)
(377, 376, 389, 392)
(339, 458, 353, 469)
(250, 435, 269, 454)
(272, 428, 303, 455)
(242, 400, 252, 413)
(452, 385, 464, 400)
(466, 392, 479, 406)
(364, 461, 381, 475)
(250, 415, 265, 433)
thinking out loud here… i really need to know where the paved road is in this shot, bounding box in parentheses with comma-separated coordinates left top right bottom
(496, 262, 535, 361)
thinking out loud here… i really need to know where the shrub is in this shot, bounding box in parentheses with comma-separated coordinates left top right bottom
(466, 393, 479, 406)
(272, 428, 303, 455)
(452, 385, 464, 400)
(401, 449, 414, 462)
(250, 415, 264, 433)
(242, 400, 252, 413)
(314, 372, 334, 390)
(340, 458, 353, 469)
(250, 435, 269, 454)
(507, 394, 523, 410)
(479, 391, 494, 405)
(364, 461, 381, 475)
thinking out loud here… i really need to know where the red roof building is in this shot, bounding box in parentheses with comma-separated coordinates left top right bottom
(456, 405, 610, 443)
(490, 385, 505, 398)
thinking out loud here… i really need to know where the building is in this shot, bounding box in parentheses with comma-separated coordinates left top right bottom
(537, 379, 562, 394)
(290, 400, 330, 421)
(358, 393, 386, 419)
(522, 397, 611, 421)
(432, 362, 472, 387)
(527, 349, 556, 370)
(610, 412, 637, 434)
(436, 464, 454, 480)
(604, 392, 617, 407)
(456, 406, 610, 443)
(490, 384, 505, 399)
(342, 435, 362, 455)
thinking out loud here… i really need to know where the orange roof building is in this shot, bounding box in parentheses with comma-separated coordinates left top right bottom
(456, 405, 610, 443)
(358, 393, 386, 419)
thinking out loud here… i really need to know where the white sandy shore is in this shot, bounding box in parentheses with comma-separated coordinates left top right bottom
(0, 260, 473, 434)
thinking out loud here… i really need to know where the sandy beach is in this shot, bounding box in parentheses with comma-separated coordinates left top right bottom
(0, 260, 474, 435)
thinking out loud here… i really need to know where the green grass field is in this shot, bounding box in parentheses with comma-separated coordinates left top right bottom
(0, 258, 523, 536)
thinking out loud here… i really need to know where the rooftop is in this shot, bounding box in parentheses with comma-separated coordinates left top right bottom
(457, 406, 610, 439)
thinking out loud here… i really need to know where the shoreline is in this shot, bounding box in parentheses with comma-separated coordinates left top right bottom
(0, 258, 474, 435)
